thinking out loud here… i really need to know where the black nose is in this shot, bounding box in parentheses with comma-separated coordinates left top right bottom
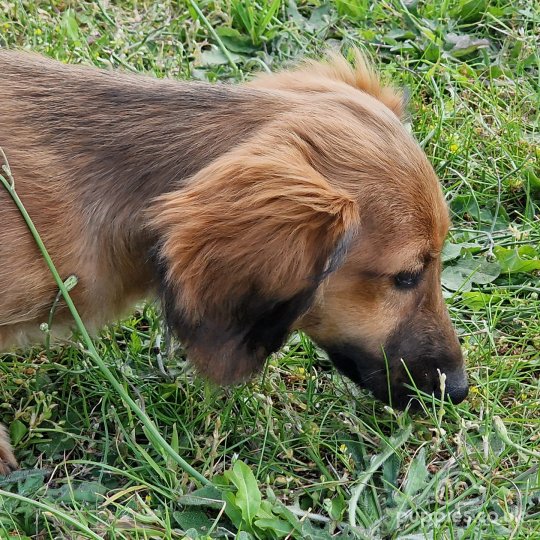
(444, 370, 469, 404)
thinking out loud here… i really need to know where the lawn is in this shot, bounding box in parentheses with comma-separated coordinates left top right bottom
(0, 0, 539, 538)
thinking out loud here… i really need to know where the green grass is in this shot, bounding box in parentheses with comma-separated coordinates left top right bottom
(0, 0, 539, 538)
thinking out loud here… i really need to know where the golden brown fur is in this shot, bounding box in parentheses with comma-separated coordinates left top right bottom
(0, 50, 466, 474)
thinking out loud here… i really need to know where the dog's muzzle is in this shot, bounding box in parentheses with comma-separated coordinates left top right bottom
(325, 343, 468, 409)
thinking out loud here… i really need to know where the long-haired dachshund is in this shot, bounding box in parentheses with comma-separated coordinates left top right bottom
(0, 49, 468, 473)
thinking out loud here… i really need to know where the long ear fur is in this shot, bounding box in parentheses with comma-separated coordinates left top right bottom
(148, 138, 359, 384)
(249, 48, 407, 120)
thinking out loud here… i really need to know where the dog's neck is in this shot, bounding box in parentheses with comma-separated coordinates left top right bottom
(29, 71, 288, 285)
(62, 81, 281, 239)
(80, 80, 286, 291)
(2, 53, 294, 321)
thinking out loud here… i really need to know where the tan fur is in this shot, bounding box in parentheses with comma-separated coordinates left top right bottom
(0, 425, 17, 475)
(248, 49, 405, 119)
(0, 49, 465, 473)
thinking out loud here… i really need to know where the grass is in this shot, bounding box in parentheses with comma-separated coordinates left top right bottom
(0, 0, 539, 538)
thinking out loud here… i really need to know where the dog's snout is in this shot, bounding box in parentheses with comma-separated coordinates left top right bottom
(443, 369, 469, 404)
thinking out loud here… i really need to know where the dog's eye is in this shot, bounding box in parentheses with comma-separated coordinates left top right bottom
(394, 271, 421, 290)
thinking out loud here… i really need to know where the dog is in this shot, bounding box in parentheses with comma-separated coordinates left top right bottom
(0, 49, 468, 474)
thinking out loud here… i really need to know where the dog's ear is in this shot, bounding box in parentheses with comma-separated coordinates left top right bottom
(148, 141, 359, 385)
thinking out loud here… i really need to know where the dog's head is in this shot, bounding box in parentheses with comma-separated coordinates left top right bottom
(148, 51, 467, 408)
